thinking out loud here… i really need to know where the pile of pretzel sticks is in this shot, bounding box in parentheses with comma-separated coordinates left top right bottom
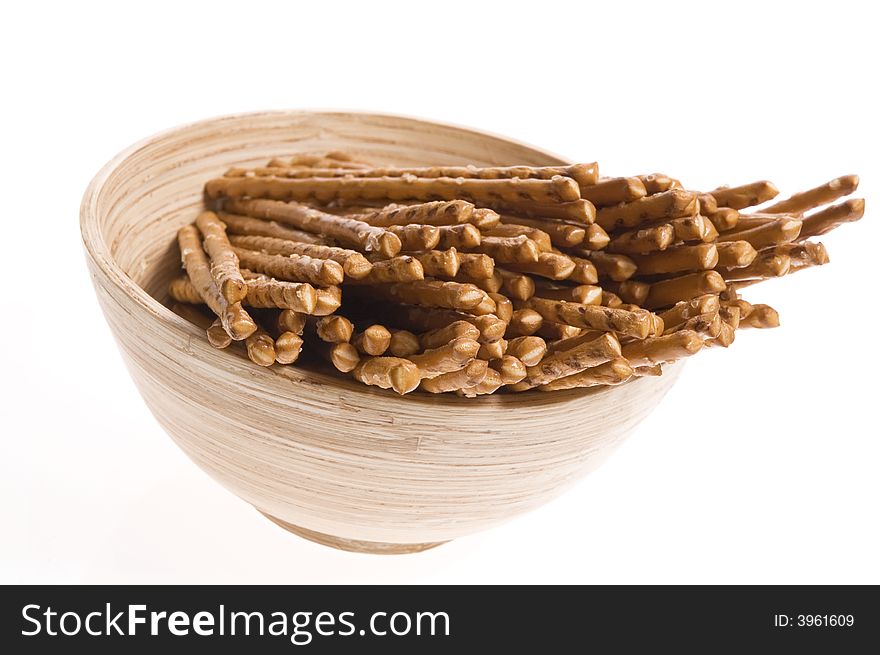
(168, 151, 864, 396)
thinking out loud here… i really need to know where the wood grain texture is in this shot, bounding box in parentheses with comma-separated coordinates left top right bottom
(81, 111, 682, 549)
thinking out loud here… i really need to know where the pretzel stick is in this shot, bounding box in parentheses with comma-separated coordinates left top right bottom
(532, 283, 603, 305)
(469, 208, 501, 230)
(536, 321, 582, 341)
(596, 189, 698, 230)
(705, 208, 739, 232)
(318, 341, 360, 373)
(419, 320, 481, 350)
(457, 369, 505, 397)
(491, 355, 527, 385)
(437, 223, 482, 249)
(171, 275, 318, 314)
(408, 337, 480, 378)
(643, 271, 727, 309)
(668, 214, 714, 243)
(353, 200, 474, 226)
(195, 211, 247, 303)
(638, 174, 681, 194)
(177, 224, 257, 340)
(228, 235, 373, 280)
(633, 364, 663, 377)
(352, 325, 392, 356)
(506, 336, 548, 366)
(630, 243, 718, 275)
(483, 224, 552, 252)
(602, 280, 650, 306)
(346, 256, 424, 284)
(277, 310, 307, 335)
(513, 332, 622, 389)
(313, 286, 342, 316)
(717, 218, 802, 250)
(478, 338, 507, 361)
(740, 304, 780, 329)
(564, 253, 600, 284)
(488, 293, 513, 322)
(580, 177, 647, 207)
(721, 252, 791, 282)
(602, 291, 623, 308)
(471, 294, 498, 317)
(245, 327, 276, 367)
(352, 357, 421, 395)
(470, 235, 541, 264)
(538, 358, 634, 391)
(217, 212, 328, 245)
(226, 198, 401, 258)
(387, 224, 441, 251)
(419, 359, 489, 393)
(762, 175, 859, 214)
(709, 181, 779, 209)
(488, 198, 596, 223)
(798, 198, 865, 240)
(776, 241, 829, 274)
(496, 268, 536, 300)
(234, 248, 344, 286)
(664, 311, 722, 339)
(523, 297, 653, 338)
(718, 304, 741, 331)
(375, 279, 488, 312)
(506, 308, 543, 337)
(657, 294, 722, 330)
(696, 193, 718, 215)
(315, 315, 355, 343)
(458, 253, 495, 279)
(454, 269, 503, 294)
(388, 329, 421, 357)
(585, 224, 611, 250)
(606, 223, 675, 255)
(505, 252, 577, 280)
(383, 305, 507, 343)
(274, 332, 304, 364)
(621, 330, 703, 366)
(499, 215, 586, 247)
(407, 249, 461, 278)
(568, 250, 637, 282)
(715, 241, 758, 268)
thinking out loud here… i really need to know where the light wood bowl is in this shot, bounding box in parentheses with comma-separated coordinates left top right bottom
(81, 111, 683, 554)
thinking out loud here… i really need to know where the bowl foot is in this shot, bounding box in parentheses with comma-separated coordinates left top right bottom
(260, 512, 449, 554)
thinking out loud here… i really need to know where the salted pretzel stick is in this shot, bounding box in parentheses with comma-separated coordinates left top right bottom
(177, 225, 257, 340)
(409, 337, 480, 378)
(664, 310, 722, 339)
(798, 198, 865, 240)
(483, 224, 552, 252)
(226, 198, 401, 258)
(668, 215, 714, 243)
(602, 280, 650, 306)
(717, 218, 802, 250)
(718, 304, 741, 331)
(506, 252, 577, 280)
(234, 248, 344, 286)
(585, 224, 611, 250)
(705, 208, 739, 232)
(523, 297, 653, 338)
(228, 235, 373, 280)
(633, 364, 662, 377)
(506, 336, 547, 366)
(709, 181, 779, 210)
(514, 332, 622, 389)
(388, 329, 421, 357)
(580, 177, 647, 207)
(740, 304, 780, 329)
(418, 359, 487, 393)
(376, 279, 488, 311)
(596, 189, 698, 231)
(436, 223, 481, 249)
(352, 325, 392, 356)
(168, 276, 204, 304)
(315, 315, 355, 343)
(719, 214, 775, 232)
(630, 243, 718, 275)
(171, 275, 318, 314)
(471, 294, 499, 317)
(643, 271, 726, 310)
(762, 175, 859, 214)
(352, 357, 421, 395)
(721, 252, 791, 281)
(408, 248, 461, 278)
(621, 331, 703, 366)
(488, 198, 596, 223)
(564, 253, 599, 284)
(347, 256, 424, 285)
(381, 304, 506, 344)
(500, 215, 586, 247)
(457, 369, 505, 397)
(536, 321, 581, 341)
(419, 320, 481, 350)
(657, 295, 722, 330)
(471, 235, 541, 264)
(532, 283, 602, 305)
(478, 338, 507, 360)
(506, 308, 543, 337)
(274, 331, 304, 365)
(696, 193, 718, 215)
(569, 250, 637, 282)
(488, 293, 513, 322)
(353, 200, 474, 226)
(319, 342, 361, 373)
(638, 174, 681, 195)
(776, 241, 829, 274)
(457, 253, 495, 279)
(490, 355, 527, 384)
(715, 241, 758, 269)
(386, 224, 441, 251)
(602, 291, 623, 308)
(538, 358, 634, 391)
(217, 212, 329, 245)
(453, 269, 502, 294)
(496, 268, 535, 301)
(195, 211, 247, 303)
(469, 208, 501, 230)
(245, 327, 276, 367)
(606, 223, 675, 255)
(277, 310, 307, 335)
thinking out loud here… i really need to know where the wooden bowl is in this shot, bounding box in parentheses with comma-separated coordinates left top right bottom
(81, 111, 682, 554)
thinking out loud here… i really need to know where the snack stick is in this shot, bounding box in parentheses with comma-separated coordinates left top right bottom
(388, 330, 421, 358)
(701, 218, 719, 242)
(217, 212, 329, 245)
(506, 252, 577, 280)
(532, 283, 603, 305)
(458, 253, 495, 279)
(507, 308, 544, 337)
(228, 234, 373, 280)
(470, 294, 498, 317)
(274, 332, 304, 365)
(564, 253, 600, 284)
(277, 309, 307, 335)
(664, 311, 722, 339)
(621, 330, 703, 366)
(320, 341, 360, 373)
(245, 327, 276, 367)
(352, 357, 421, 395)
(516, 332, 622, 389)
(704, 321, 736, 348)
(471, 235, 541, 264)
(596, 189, 698, 230)
(346, 256, 424, 284)
(352, 325, 393, 356)
(488, 198, 596, 223)
(207, 318, 233, 349)
(491, 355, 527, 385)
(244, 279, 318, 313)
(168, 276, 204, 304)
(638, 174, 681, 195)
(715, 241, 758, 269)
(606, 223, 675, 255)
(506, 336, 548, 367)
(709, 181, 779, 209)
(543, 329, 606, 354)
(580, 177, 647, 207)
(569, 250, 637, 282)
(776, 241, 830, 274)
(387, 224, 441, 251)
(195, 211, 247, 303)
(407, 248, 461, 278)
(657, 294, 722, 329)
(496, 268, 536, 300)
(315, 315, 355, 343)
(386, 305, 507, 344)
(630, 243, 718, 275)
(225, 198, 401, 258)
(477, 338, 507, 361)
(696, 193, 718, 216)
(663, 214, 710, 243)
(437, 223, 482, 249)
(601, 291, 623, 308)
(718, 305, 741, 331)
(420, 359, 489, 393)
(706, 208, 739, 232)
(720, 214, 776, 233)
(234, 247, 344, 287)
(739, 304, 780, 329)
(313, 286, 343, 316)
(717, 218, 802, 250)
(633, 364, 663, 377)
(483, 224, 552, 252)
(643, 271, 727, 309)
(353, 200, 474, 226)
(538, 358, 634, 391)
(614, 280, 651, 306)
(377, 279, 488, 311)
(523, 297, 653, 338)
(453, 269, 503, 294)
(207, 173, 581, 204)
(408, 337, 481, 378)
(798, 198, 865, 240)
(585, 224, 611, 250)
(762, 175, 859, 214)
(419, 320, 481, 350)
(469, 208, 501, 230)
(499, 215, 586, 247)
(177, 224, 257, 340)
(721, 252, 791, 281)
(457, 369, 505, 397)
(488, 293, 513, 322)
(535, 321, 582, 341)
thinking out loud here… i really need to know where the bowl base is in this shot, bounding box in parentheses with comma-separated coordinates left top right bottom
(260, 512, 449, 554)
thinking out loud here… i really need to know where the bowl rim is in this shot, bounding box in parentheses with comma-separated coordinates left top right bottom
(80, 109, 666, 407)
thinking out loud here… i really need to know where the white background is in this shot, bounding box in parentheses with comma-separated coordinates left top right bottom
(2, 1, 878, 584)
